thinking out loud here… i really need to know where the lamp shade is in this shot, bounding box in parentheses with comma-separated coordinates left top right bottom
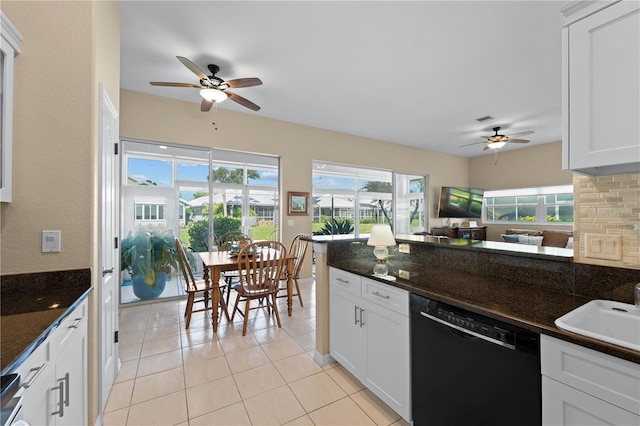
(367, 224, 396, 247)
(488, 141, 506, 149)
(242, 216, 258, 226)
(199, 88, 228, 103)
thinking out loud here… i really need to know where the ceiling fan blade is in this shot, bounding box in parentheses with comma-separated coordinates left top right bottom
(483, 145, 491, 151)
(176, 56, 209, 80)
(507, 130, 534, 138)
(225, 78, 263, 89)
(226, 91, 260, 111)
(459, 141, 486, 147)
(201, 98, 213, 112)
(150, 82, 202, 88)
(506, 138, 530, 143)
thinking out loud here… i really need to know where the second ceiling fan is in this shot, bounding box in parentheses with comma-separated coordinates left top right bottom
(461, 126, 534, 150)
(150, 56, 262, 112)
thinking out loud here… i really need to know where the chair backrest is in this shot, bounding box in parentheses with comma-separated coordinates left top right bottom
(175, 239, 205, 293)
(288, 233, 310, 279)
(236, 241, 286, 294)
(217, 232, 252, 251)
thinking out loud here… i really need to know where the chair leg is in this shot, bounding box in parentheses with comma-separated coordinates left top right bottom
(218, 288, 230, 321)
(271, 293, 281, 328)
(241, 296, 251, 336)
(185, 293, 195, 329)
(225, 276, 233, 308)
(231, 294, 241, 321)
(294, 278, 304, 307)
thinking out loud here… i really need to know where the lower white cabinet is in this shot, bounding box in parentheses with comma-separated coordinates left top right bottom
(15, 298, 88, 425)
(541, 334, 640, 425)
(329, 267, 411, 422)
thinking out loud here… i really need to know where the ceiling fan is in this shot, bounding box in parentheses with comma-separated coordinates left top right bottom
(150, 56, 262, 112)
(461, 126, 535, 150)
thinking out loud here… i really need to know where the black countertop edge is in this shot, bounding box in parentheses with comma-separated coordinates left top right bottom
(329, 261, 640, 365)
(1, 288, 92, 376)
(307, 234, 574, 262)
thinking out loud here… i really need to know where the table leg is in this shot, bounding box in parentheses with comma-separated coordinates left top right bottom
(203, 265, 221, 332)
(287, 258, 294, 316)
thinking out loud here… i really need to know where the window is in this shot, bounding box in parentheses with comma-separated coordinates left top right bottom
(135, 203, 166, 222)
(483, 185, 573, 224)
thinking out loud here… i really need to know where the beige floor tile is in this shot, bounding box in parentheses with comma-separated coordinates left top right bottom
(186, 375, 241, 419)
(182, 341, 224, 365)
(144, 323, 181, 341)
(251, 325, 291, 345)
(140, 334, 182, 357)
(102, 407, 129, 426)
(104, 380, 134, 413)
(233, 363, 286, 400)
(136, 349, 183, 378)
(261, 337, 305, 361)
(226, 346, 271, 374)
(214, 322, 249, 340)
(183, 355, 231, 388)
(119, 343, 142, 362)
(246, 313, 281, 332)
(292, 331, 316, 352)
(283, 414, 315, 425)
(288, 372, 347, 412)
(219, 333, 260, 354)
(146, 315, 181, 330)
(273, 353, 323, 383)
(281, 319, 315, 336)
(188, 401, 252, 426)
(322, 361, 339, 371)
(127, 390, 188, 426)
(308, 397, 376, 425)
(390, 418, 411, 426)
(325, 364, 365, 395)
(114, 359, 138, 384)
(243, 384, 305, 425)
(351, 388, 401, 425)
(119, 330, 146, 346)
(180, 327, 218, 347)
(119, 308, 149, 323)
(131, 367, 185, 405)
(119, 320, 147, 334)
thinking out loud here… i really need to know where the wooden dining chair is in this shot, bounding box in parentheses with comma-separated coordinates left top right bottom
(230, 241, 287, 336)
(277, 233, 310, 307)
(175, 239, 229, 329)
(216, 232, 252, 307)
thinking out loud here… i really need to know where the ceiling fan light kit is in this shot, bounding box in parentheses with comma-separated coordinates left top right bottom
(459, 126, 535, 152)
(488, 141, 506, 149)
(200, 88, 227, 103)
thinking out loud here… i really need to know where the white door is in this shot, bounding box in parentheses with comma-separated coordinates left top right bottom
(99, 84, 119, 412)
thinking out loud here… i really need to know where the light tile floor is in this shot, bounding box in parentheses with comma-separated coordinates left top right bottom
(103, 281, 410, 426)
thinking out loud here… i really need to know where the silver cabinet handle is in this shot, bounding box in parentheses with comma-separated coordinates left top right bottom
(62, 372, 70, 407)
(102, 268, 114, 276)
(372, 291, 390, 300)
(51, 377, 65, 417)
(21, 362, 47, 389)
(354, 305, 359, 325)
(68, 317, 84, 329)
(359, 307, 365, 327)
(337, 277, 350, 285)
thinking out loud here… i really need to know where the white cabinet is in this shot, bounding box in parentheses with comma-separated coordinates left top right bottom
(329, 268, 411, 422)
(561, 0, 640, 176)
(14, 299, 88, 426)
(541, 334, 640, 425)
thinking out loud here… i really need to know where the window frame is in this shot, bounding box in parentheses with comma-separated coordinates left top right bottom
(482, 185, 574, 225)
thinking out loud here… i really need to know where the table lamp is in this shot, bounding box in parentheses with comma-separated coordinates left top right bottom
(367, 224, 396, 279)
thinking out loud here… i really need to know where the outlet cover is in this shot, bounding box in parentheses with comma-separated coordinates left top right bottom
(399, 243, 410, 254)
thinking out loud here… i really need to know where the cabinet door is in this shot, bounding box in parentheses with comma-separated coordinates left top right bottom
(362, 301, 411, 422)
(51, 321, 87, 426)
(20, 362, 56, 425)
(567, 1, 640, 172)
(329, 286, 364, 377)
(543, 376, 640, 426)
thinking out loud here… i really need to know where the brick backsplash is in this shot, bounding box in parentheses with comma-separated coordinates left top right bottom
(573, 172, 640, 269)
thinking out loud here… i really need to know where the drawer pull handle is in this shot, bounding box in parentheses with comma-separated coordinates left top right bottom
(21, 362, 47, 389)
(69, 317, 85, 329)
(354, 305, 359, 325)
(102, 268, 114, 276)
(337, 277, 350, 284)
(359, 307, 365, 327)
(51, 377, 65, 417)
(372, 291, 390, 300)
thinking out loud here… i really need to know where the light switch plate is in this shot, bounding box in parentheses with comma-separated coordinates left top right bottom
(399, 243, 410, 253)
(42, 230, 61, 252)
(585, 233, 622, 260)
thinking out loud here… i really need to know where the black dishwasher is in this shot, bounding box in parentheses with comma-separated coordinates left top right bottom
(410, 293, 541, 426)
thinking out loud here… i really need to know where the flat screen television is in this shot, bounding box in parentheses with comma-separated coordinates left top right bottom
(438, 187, 484, 219)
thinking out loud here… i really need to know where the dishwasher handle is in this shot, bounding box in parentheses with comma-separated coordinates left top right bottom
(420, 311, 515, 350)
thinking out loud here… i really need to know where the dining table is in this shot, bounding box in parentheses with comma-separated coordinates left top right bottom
(198, 249, 296, 332)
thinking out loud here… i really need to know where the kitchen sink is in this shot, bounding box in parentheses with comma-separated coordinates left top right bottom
(555, 299, 640, 352)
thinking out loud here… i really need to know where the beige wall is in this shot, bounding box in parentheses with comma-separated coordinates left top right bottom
(120, 89, 470, 254)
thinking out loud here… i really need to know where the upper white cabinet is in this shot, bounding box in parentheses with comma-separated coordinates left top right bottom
(561, 0, 640, 176)
(0, 12, 22, 202)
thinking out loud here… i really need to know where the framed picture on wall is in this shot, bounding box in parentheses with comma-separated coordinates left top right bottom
(288, 191, 309, 216)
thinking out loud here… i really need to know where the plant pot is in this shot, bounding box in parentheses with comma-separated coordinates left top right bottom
(131, 272, 167, 300)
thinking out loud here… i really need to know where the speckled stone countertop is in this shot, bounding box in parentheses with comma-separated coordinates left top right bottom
(1, 269, 92, 373)
(315, 236, 640, 364)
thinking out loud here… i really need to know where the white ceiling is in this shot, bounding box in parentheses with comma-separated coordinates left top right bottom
(120, 1, 569, 158)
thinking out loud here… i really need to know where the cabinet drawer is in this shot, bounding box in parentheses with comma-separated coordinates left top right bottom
(362, 278, 408, 316)
(330, 268, 361, 297)
(541, 335, 640, 415)
(14, 339, 51, 394)
(52, 300, 87, 354)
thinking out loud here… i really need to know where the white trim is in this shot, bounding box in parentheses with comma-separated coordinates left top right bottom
(313, 350, 335, 367)
(1, 12, 23, 52)
(484, 185, 573, 198)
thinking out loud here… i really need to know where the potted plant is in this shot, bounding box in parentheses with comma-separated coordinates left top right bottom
(121, 229, 178, 300)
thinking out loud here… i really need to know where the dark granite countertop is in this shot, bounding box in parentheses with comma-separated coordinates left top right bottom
(1, 269, 92, 373)
(329, 258, 640, 364)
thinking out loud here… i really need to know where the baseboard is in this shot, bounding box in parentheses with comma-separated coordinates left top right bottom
(313, 350, 335, 367)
